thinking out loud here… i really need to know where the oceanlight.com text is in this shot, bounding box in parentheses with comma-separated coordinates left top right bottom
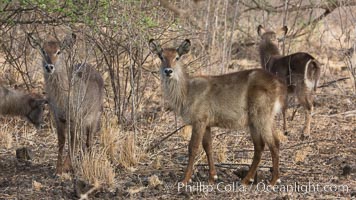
(177, 181, 349, 194)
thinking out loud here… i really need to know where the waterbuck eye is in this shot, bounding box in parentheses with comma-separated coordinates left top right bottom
(175, 56, 180, 61)
(56, 50, 61, 55)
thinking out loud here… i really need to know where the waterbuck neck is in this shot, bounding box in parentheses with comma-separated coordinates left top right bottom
(259, 38, 281, 68)
(160, 66, 189, 115)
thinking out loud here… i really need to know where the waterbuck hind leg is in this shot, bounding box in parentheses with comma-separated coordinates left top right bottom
(282, 108, 288, 135)
(301, 103, 313, 140)
(268, 133, 280, 185)
(241, 125, 265, 185)
(297, 87, 314, 140)
(182, 122, 206, 185)
(202, 127, 217, 184)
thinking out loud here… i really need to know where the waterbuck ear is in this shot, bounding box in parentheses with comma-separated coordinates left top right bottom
(149, 39, 163, 55)
(257, 25, 266, 36)
(61, 33, 77, 50)
(177, 39, 191, 56)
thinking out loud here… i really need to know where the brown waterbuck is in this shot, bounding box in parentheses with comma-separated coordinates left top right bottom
(257, 25, 321, 139)
(0, 85, 46, 128)
(29, 34, 104, 174)
(149, 39, 287, 185)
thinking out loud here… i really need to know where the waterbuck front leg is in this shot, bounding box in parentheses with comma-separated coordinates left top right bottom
(181, 121, 206, 185)
(55, 120, 66, 174)
(202, 127, 217, 184)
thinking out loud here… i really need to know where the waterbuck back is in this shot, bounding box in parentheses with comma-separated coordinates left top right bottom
(149, 39, 287, 186)
(0, 85, 46, 128)
(31, 34, 104, 174)
(257, 25, 321, 139)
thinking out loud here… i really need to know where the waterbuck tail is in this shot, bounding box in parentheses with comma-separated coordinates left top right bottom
(304, 59, 321, 91)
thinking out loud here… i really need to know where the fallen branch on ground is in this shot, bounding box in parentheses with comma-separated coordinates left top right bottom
(146, 125, 186, 152)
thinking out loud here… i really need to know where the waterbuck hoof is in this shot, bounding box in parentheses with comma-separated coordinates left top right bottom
(180, 178, 192, 186)
(284, 131, 288, 136)
(208, 175, 218, 185)
(241, 178, 254, 186)
(269, 178, 281, 186)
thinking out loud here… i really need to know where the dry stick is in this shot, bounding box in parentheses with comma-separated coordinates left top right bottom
(286, 139, 335, 149)
(317, 77, 350, 88)
(146, 125, 186, 152)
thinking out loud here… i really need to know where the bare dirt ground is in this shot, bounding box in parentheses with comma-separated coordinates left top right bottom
(0, 62, 355, 200)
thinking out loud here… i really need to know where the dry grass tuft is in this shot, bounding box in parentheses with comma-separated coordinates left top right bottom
(127, 186, 146, 195)
(100, 128, 120, 163)
(78, 147, 116, 188)
(294, 147, 313, 163)
(178, 125, 192, 141)
(0, 127, 12, 149)
(216, 142, 227, 163)
(148, 175, 162, 188)
(152, 155, 162, 169)
(32, 180, 43, 191)
(118, 134, 138, 169)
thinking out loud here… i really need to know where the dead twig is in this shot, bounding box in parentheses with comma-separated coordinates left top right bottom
(318, 77, 350, 88)
(146, 125, 186, 152)
(286, 139, 335, 149)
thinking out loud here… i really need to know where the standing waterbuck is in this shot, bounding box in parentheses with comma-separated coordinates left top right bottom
(0, 85, 46, 128)
(29, 34, 104, 174)
(149, 39, 287, 185)
(257, 25, 321, 139)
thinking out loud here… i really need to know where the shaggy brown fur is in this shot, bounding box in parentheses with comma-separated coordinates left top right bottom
(149, 39, 287, 186)
(0, 85, 46, 128)
(257, 25, 321, 139)
(36, 35, 104, 174)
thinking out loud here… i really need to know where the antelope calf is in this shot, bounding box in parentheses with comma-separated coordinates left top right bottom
(149, 39, 287, 186)
(257, 25, 321, 139)
(30, 34, 104, 174)
(0, 85, 46, 128)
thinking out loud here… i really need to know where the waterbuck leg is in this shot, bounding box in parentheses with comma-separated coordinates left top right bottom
(181, 122, 206, 185)
(301, 92, 313, 140)
(268, 135, 280, 185)
(282, 109, 288, 135)
(56, 121, 66, 174)
(241, 125, 265, 185)
(202, 127, 217, 184)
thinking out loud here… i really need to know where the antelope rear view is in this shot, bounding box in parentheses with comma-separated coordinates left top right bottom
(257, 25, 321, 139)
(149, 39, 287, 186)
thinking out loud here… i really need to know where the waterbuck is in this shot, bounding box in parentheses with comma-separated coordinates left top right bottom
(0, 85, 46, 128)
(30, 34, 104, 174)
(149, 39, 287, 186)
(257, 25, 321, 139)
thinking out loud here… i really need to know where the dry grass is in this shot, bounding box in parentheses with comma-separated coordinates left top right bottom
(0, 122, 12, 149)
(100, 127, 120, 164)
(294, 146, 313, 164)
(77, 147, 116, 188)
(118, 133, 138, 169)
(148, 174, 163, 188)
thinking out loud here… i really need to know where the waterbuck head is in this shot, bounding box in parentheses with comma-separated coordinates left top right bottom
(26, 97, 47, 129)
(149, 39, 191, 80)
(257, 25, 288, 42)
(29, 33, 76, 74)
